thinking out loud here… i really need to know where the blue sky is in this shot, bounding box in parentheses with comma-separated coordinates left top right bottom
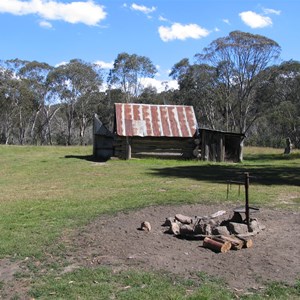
(0, 0, 299, 91)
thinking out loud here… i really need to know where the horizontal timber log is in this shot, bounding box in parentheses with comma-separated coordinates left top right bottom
(203, 237, 231, 253)
(114, 147, 192, 154)
(237, 236, 253, 248)
(130, 138, 194, 144)
(114, 137, 196, 158)
(213, 235, 243, 250)
(131, 144, 194, 149)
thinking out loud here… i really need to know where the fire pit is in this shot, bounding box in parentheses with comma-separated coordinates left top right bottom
(154, 172, 266, 253)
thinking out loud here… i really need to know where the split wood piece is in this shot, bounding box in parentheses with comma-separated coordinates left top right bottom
(170, 222, 180, 235)
(236, 232, 257, 238)
(220, 235, 244, 250)
(163, 217, 175, 227)
(203, 237, 231, 253)
(175, 214, 193, 224)
(236, 236, 253, 248)
(211, 236, 243, 250)
(140, 221, 151, 232)
(216, 235, 253, 249)
(210, 210, 227, 218)
(179, 224, 194, 236)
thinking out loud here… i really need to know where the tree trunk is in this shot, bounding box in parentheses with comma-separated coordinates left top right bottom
(239, 138, 244, 162)
(30, 109, 40, 144)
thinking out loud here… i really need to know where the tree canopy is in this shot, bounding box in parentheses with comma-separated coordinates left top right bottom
(108, 52, 157, 101)
(0, 32, 299, 149)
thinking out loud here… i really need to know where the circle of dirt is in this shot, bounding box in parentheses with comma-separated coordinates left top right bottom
(64, 203, 300, 292)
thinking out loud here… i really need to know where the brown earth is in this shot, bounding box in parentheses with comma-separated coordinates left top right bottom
(65, 203, 300, 291)
(1, 203, 300, 298)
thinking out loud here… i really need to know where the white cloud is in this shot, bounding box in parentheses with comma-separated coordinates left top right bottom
(158, 15, 168, 22)
(94, 60, 114, 69)
(158, 22, 209, 42)
(223, 19, 230, 25)
(39, 20, 52, 28)
(263, 8, 281, 15)
(214, 27, 220, 32)
(55, 61, 68, 67)
(98, 77, 178, 93)
(239, 11, 272, 28)
(140, 77, 178, 92)
(0, 0, 107, 26)
(131, 3, 156, 14)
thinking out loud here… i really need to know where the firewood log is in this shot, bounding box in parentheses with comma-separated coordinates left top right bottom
(210, 210, 227, 218)
(236, 232, 257, 238)
(175, 214, 193, 224)
(140, 221, 151, 232)
(203, 237, 231, 253)
(170, 222, 180, 235)
(163, 217, 175, 227)
(236, 236, 253, 248)
(179, 224, 194, 236)
(218, 235, 243, 250)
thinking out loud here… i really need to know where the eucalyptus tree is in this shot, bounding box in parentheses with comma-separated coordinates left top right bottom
(18, 61, 54, 144)
(196, 31, 281, 160)
(47, 59, 103, 145)
(138, 86, 160, 104)
(0, 59, 36, 144)
(170, 58, 222, 129)
(108, 52, 157, 102)
(0, 65, 17, 144)
(255, 60, 300, 147)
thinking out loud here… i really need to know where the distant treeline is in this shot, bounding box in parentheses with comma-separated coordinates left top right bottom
(0, 31, 299, 148)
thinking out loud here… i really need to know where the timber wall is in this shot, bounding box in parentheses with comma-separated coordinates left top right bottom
(114, 136, 195, 159)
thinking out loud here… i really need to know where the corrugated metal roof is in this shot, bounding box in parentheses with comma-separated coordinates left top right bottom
(115, 103, 198, 137)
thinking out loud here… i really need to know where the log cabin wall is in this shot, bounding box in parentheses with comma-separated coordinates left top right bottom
(114, 136, 195, 159)
(201, 130, 225, 162)
(200, 128, 244, 162)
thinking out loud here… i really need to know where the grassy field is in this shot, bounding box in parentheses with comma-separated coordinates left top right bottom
(0, 145, 299, 299)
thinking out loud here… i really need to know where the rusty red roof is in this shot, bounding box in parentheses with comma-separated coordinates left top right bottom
(114, 103, 198, 137)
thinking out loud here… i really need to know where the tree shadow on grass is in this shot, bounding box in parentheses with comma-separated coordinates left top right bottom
(64, 155, 110, 162)
(244, 152, 300, 162)
(150, 164, 300, 186)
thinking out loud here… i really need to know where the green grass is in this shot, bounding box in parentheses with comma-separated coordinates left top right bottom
(30, 268, 194, 300)
(28, 268, 241, 300)
(0, 145, 299, 299)
(28, 269, 300, 300)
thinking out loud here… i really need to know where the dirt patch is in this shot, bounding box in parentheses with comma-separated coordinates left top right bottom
(0, 259, 21, 284)
(0, 258, 30, 299)
(62, 203, 300, 292)
(1, 204, 299, 298)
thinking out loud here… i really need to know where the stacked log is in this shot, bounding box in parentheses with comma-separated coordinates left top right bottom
(203, 237, 231, 253)
(161, 210, 260, 253)
(202, 235, 253, 252)
(212, 235, 243, 250)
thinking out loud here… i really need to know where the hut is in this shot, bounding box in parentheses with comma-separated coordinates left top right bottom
(93, 103, 245, 162)
(113, 103, 199, 159)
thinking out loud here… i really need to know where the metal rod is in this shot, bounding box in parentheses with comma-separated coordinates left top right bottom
(245, 172, 250, 229)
